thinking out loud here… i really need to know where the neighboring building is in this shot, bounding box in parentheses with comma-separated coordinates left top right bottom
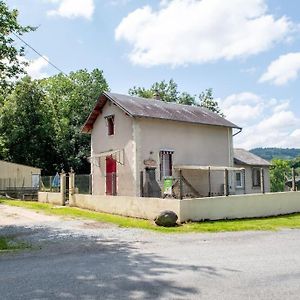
(82, 92, 269, 198)
(234, 149, 271, 194)
(0, 160, 41, 190)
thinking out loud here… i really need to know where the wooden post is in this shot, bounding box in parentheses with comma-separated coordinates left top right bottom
(140, 171, 144, 197)
(292, 168, 296, 192)
(208, 167, 211, 197)
(260, 168, 265, 194)
(224, 169, 229, 196)
(179, 169, 183, 200)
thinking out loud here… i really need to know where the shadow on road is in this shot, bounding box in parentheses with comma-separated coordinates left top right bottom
(0, 224, 230, 299)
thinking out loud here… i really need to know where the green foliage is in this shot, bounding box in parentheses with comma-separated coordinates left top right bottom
(0, 69, 109, 174)
(129, 79, 182, 103)
(0, 77, 56, 171)
(270, 159, 291, 192)
(251, 148, 300, 161)
(199, 88, 224, 117)
(0, 1, 36, 88)
(129, 79, 224, 116)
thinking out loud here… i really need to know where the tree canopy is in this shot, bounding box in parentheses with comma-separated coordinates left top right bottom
(0, 1, 35, 88)
(129, 79, 224, 116)
(0, 69, 109, 174)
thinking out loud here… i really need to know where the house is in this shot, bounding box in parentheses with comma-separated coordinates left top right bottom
(82, 92, 269, 198)
(233, 149, 271, 194)
(0, 160, 41, 190)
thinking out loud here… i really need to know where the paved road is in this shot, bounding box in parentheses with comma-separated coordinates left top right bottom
(1, 204, 300, 300)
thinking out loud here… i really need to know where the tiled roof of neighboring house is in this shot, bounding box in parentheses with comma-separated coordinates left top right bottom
(234, 148, 271, 166)
(82, 92, 241, 133)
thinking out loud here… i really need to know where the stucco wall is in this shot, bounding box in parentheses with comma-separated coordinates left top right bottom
(91, 102, 136, 196)
(180, 191, 300, 222)
(69, 193, 180, 220)
(38, 192, 64, 206)
(0, 160, 41, 189)
(68, 191, 300, 222)
(136, 118, 233, 196)
(234, 165, 270, 194)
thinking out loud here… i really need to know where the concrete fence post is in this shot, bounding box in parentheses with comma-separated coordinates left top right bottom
(60, 170, 66, 206)
(69, 168, 75, 206)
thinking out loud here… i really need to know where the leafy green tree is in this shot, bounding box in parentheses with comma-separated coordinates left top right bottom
(129, 79, 197, 105)
(0, 77, 57, 172)
(0, 69, 109, 174)
(199, 88, 224, 117)
(129, 79, 225, 116)
(41, 68, 109, 173)
(270, 159, 291, 192)
(0, 1, 35, 88)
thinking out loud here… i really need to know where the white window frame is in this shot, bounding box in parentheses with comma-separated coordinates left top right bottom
(252, 167, 261, 188)
(235, 171, 244, 189)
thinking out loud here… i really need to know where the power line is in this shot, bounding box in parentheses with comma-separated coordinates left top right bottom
(12, 32, 69, 77)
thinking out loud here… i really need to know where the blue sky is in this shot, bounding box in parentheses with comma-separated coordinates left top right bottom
(7, 0, 300, 149)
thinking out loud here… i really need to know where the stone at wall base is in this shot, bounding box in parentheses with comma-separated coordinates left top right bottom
(154, 210, 178, 227)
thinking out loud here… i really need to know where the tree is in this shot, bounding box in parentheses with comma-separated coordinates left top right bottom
(199, 88, 224, 117)
(129, 79, 197, 105)
(129, 79, 225, 116)
(0, 77, 57, 172)
(0, 1, 35, 88)
(270, 159, 291, 192)
(40, 68, 109, 174)
(0, 69, 109, 174)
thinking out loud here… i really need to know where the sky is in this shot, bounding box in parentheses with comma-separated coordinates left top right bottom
(6, 0, 300, 150)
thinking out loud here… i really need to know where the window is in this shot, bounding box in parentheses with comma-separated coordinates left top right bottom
(106, 115, 114, 136)
(235, 171, 243, 188)
(252, 168, 261, 187)
(160, 151, 173, 179)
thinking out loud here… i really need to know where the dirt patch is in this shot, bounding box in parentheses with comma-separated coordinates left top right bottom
(80, 221, 117, 229)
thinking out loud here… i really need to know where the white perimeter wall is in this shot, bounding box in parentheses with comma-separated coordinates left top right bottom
(180, 192, 300, 222)
(66, 191, 300, 223)
(70, 194, 180, 220)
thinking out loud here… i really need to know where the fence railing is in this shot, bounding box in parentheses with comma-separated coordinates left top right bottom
(39, 175, 61, 192)
(74, 174, 92, 195)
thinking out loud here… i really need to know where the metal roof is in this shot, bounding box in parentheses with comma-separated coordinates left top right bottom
(82, 92, 241, 133)
(234, 149, 271, 166)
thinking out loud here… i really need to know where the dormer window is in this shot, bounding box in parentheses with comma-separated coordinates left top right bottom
(106, 115, 115, 136)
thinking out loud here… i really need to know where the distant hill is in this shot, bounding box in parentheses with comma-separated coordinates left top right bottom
(250, 148, 300, 161)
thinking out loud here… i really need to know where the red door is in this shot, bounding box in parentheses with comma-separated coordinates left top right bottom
(106, 156, 117, 195)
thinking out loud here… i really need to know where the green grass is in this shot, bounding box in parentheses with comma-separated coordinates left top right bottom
(2, 198, 300, 233)
(0, 237, 29, 251)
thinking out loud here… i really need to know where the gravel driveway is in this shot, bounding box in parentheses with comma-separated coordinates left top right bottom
(1, 204, 300, 300)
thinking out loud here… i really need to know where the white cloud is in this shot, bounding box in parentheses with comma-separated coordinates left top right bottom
(115, 0, 294, 66)
(259, 52, 300, 85)
(47, 0, 94, 20)
(219, 93, 300, 149)
(25, 56, 49, 79)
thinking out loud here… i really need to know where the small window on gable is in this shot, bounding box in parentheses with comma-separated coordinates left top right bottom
(252, 168, 261, 187)
(106, 115, 114, 136)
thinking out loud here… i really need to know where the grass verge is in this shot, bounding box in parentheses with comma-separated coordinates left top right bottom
(0, 237, 29, 252)
(2, 199, 300, 233)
